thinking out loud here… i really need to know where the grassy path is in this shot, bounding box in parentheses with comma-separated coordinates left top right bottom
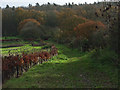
(2, 42, 118, 88)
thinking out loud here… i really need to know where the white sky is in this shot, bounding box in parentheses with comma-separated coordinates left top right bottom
(0, 0, 103, 8)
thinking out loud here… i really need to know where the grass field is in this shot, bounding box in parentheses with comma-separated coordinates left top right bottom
(0, 36, 20, 40)
(2, 41, 118, 88)
(1, 44, 42, 56)
(1, 38, 50, 56)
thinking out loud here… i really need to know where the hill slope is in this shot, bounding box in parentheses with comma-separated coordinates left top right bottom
(3, 42, 118, 88)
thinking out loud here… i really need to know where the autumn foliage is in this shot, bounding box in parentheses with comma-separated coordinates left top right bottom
(57, 8, 86, 31)
(2, 45, 58, 83)
(18, 18, 40, 31)
(74, 20, 105, 39)
(15, 8, 45, 24)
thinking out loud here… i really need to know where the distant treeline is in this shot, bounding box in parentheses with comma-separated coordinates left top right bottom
(2, 2, 119, 53)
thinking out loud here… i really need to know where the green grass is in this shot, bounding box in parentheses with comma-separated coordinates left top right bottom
(1, 44, 48, 56)
(2, 40, 29, 46)
(2, 41, 118, 88)
(1, 36, 20, 40)
(1, 39, 50, 56)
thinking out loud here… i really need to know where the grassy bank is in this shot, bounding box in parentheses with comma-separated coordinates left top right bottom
(2, 42, 118, 88)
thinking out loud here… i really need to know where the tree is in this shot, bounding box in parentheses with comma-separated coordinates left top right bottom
(96, 2, 119, 53)
(18, 19, 40, 32)
(56, 8, 86, 44)
(85, 2, 87, 5)
(89, 29, 108, 49)
(36, 3, 40, 7)
(68, 3, 72, 8)
(71, 20, 106, 51)
(74, 20, 105, 39)
(28, 4, 32, 8)
(12, 6, 15, 10)
(48, 2, 50, 5)
(6, 5, 9, 9)
(94, 2, 97, 4)
(45, 11, 58, 27)
(72, 2, 74, 5)
(2, 8, 17, 36)
(15, 8, 26, 24)
(53, 3, 57, 6)
(57, 8, 85, 31)
(18, 19, 43, 40)
(15, 8, 45, 26)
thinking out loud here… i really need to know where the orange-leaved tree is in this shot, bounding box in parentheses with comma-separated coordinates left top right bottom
(56, 8, 86, 43)
(18, 18, 40, 32)
(74, 20, 106, 39)
(15, 8, 45, 26)
(57, 8, 86, 31)
(18, 19, 43, 40)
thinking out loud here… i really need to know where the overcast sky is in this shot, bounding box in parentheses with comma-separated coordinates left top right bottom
(0, 0, 103, 8)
